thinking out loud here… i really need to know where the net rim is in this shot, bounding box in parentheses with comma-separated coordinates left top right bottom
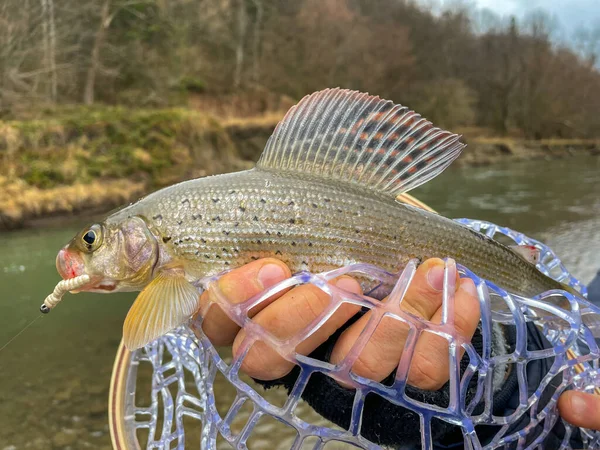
(110, 340, 139, 450)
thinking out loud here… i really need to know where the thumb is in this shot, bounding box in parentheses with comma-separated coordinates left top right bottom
(558, 391, 600, 431)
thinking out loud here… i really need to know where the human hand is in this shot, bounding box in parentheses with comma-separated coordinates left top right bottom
(193, 257, 480, 390)
(558, 391, 600, 431)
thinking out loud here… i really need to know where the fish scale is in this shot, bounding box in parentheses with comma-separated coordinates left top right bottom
(110, 168, 563, 298)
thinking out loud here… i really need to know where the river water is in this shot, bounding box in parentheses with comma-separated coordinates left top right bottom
(0, 157, 599, 449)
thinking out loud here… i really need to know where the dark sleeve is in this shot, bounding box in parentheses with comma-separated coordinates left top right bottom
(587, 269, 600, 306)
(438, 321, 590, 449)
(481, 268, 600, 450)
(253, 312, 520, 449)
(492, 267, 600, 449)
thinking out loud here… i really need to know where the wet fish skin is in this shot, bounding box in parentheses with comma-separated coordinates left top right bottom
(110, 167, 563, 298)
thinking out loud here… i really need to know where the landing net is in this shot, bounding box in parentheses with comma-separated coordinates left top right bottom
(112, 219, 600, 449)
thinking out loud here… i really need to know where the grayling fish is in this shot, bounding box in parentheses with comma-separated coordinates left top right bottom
(43, 88, 573, 350)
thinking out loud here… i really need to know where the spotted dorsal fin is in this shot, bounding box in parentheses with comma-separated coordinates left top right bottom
(257, 88, 465, 196)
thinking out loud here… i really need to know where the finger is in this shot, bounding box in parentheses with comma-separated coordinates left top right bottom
(233, 276, 362, 381)
(402, 258, 459, 319)
(196, 258, 291, 346)
(330, 259, 457, 384)
(407, 278, 480, 390)
(330, 311, 410, 385)
(558, 391, 600, 430)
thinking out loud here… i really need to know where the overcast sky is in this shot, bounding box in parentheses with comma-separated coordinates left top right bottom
(476, 0, 599, 30)
(427, 0, 600, 38)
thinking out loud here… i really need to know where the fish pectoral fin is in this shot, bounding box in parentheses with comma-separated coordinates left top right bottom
(256, 88, 465, 196)
(510, 244, 541, 264)
(123, 269, 200, 350)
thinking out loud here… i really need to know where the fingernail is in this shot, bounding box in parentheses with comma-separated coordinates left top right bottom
(258, 263, 287, 289)
(570, 393, 589, 416)
(335, 276, 362, 294)
(459, 279, 478, 297)
(426, 264, 445, 291)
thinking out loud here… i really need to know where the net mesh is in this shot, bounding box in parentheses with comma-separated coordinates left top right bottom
(122, 219, 600, 449)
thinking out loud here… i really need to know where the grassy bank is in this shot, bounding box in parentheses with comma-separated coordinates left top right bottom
(0, 107, 262, 230)
(1, 107, 598, 230)
(0, 106, 244, 188)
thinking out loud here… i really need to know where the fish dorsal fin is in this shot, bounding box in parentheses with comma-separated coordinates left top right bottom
(257, 88, 465, 196)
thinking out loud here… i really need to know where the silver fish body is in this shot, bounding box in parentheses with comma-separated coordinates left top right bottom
(110, 168, 563, 297)
(52, 89, 575, 350)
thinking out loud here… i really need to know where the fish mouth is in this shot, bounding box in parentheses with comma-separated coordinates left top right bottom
(56, 248, 86, 280)
(56, 248, 116, 293)
(69, 278, 117, 294)
(83, 281, 117, 293)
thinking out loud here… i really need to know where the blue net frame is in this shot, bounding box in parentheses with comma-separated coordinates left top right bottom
(123, 219, 600, 449)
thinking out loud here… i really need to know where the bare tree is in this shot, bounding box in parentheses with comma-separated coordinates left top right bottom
(233, 0, 248, 89)
(250, 0, 263, 84)
(83, 0, 111, 105)
(40, 0, 49, 98)
(47, 0, 57, 101)
(574, 22, 600, 67)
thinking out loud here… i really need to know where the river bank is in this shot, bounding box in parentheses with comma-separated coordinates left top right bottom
(1, 108, 599, 231)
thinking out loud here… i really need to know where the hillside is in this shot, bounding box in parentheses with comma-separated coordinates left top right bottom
(2, 0, 600, 139)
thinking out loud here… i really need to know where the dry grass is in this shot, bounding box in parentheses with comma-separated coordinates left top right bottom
(222, 111, 283, 129)
(472, 137, 600, 146)
(0, 178, 147, 229)
(187, 90, 295, 121)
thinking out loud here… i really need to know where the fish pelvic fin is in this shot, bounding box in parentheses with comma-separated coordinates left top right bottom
(123, 268, 200, 350)
(257, 88, 465, 196)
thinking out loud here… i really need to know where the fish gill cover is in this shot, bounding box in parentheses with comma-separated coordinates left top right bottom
(109, 219, 600, 450)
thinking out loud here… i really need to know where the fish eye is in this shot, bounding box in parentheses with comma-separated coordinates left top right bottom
(83, 230, 96, 245)
(80, 224, 103, 252)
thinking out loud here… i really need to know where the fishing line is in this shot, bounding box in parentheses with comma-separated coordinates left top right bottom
(0, 275, 90, 354)
(0, 314, 43, 354)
